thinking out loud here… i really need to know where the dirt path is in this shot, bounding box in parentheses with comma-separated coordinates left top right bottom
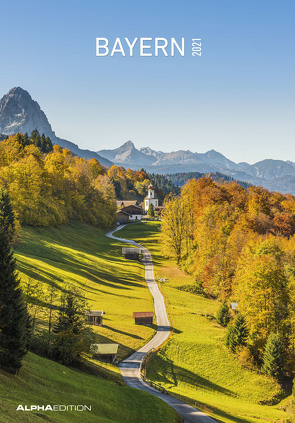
(106, 225, 216, 423)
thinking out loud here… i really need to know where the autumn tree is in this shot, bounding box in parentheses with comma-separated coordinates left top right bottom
(233, 238, 289, 350)
(161, 197, 188, 264)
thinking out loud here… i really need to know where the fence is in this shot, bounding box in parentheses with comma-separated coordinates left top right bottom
(140, 348, 168, 395)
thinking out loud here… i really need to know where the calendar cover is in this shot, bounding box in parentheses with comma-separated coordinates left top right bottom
(0, 1, 294, 422)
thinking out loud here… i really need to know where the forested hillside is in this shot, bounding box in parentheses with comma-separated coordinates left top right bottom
(162, 177, 295, 379)
(166, 171, 252, 189)
(0, 133, 117, 227)
(108, 166, 179, 205)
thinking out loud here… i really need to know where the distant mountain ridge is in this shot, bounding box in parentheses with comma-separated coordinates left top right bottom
(97, 141, 295, 194)
(1, 87, 295, 194)
(0, 87, 113, 167)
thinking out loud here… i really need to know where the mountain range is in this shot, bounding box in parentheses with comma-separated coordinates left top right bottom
(0, 87, 294, 194)
(97, 141, 295, 194)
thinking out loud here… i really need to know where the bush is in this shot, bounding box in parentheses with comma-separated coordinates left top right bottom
(30, 331, 56, 359)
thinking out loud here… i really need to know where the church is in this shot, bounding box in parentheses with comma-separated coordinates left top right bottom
(144, 184, 159, 211)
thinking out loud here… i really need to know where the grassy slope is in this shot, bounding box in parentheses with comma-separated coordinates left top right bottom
(117, 221, 291, 423)
(0, 352, 179, 423)
(0, 221, 180, 423)
(14, 221, 154, 361)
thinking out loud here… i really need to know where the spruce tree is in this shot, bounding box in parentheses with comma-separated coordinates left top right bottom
(216, 301, 231, 327)
(262, 333, 285, 380)
(53, 289, 87, 365)
(234, 314, 249, 347)
(0, 190, 27, 373)
(225, 314, 249, 352)
(23, 133, 30, 147)
(147, 203, 155, 217)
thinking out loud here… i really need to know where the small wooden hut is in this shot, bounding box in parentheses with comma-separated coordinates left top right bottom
(122, 247, 142, 260)
(117, 210, 130, 224)
(230, 302, 239, 313)
(90, 343, 119, 363)
(86, 310, 104, 326)
(133, 311, 154, 326)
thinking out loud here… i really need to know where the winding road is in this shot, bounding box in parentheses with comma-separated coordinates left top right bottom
(106, 225, 216, 423)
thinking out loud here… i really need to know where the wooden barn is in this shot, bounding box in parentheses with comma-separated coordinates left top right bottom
(133, 311, 154, 326)
(117, 202, 143, 224)
(117, 200, 141, 208)
(90, 343, 119, 363)
(117, 210, 130, 224)
(121, 204, 143, 220)
(85, 310, 104, 326)
(122, 247, 142, 260)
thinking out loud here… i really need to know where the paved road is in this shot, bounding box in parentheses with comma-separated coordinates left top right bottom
(106, 225, 216, 423)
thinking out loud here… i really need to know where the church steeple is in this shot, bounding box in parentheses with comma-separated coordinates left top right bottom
(147, 184, 155, 199)
(144, 184, 158, 211)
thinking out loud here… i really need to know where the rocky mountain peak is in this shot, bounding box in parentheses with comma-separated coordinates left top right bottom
(0, 87, 112, 166)
(120, 140, 135, 151)
(7, 86, 31, 97)
(0, 86, 54, 138)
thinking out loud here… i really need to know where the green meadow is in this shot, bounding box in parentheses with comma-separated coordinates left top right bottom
(0, 352, 179, 423)
(0, 221, 181, 423)
(15, 221, 154, 361)
(117, 221, 293, 423)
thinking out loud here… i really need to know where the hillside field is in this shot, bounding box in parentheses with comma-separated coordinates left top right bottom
(0, 221, 181, 423)
(14, 221, 154, 361)
(0, 352, 179, 423)
(117, 221, 293, 423)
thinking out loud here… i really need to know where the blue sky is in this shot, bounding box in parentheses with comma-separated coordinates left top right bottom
(0, 0, 294, 163)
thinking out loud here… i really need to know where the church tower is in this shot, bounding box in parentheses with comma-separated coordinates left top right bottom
(144, 184, 158, 211)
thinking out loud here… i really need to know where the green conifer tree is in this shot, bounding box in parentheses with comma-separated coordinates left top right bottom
(147, 203, 155, 217)
(225, 314, 249, 352)
(23, 133, 30, 146)
(53, 289, 87, 365)
(262, 332, 285, 380)
(216, 301, 231, 327)
(0, 190, 27, 373)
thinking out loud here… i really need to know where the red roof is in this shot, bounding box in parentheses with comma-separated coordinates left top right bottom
(133, 312, 154, 318)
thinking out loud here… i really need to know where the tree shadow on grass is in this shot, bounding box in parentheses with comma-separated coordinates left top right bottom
(171, 392, 254, 423)
(16, 253, 145, 291)
(148, 353, 235, 398)
(103, 324, 144, 340)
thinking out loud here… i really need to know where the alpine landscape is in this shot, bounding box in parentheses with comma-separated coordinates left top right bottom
(0, 85, 295, 423)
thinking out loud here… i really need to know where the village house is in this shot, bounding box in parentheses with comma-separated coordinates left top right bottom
(116, 200, 143, 224)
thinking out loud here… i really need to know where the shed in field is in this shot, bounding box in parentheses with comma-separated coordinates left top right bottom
(86, 310, 104, 326)
(230, 302, 239, 313)
(133, 311, 154, 326)
(117, 210, 131, 224)
(122, 247, 142, 260)
(90, 343, 119, 363)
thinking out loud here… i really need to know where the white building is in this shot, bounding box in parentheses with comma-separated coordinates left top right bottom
(144, 184, 159, 211)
